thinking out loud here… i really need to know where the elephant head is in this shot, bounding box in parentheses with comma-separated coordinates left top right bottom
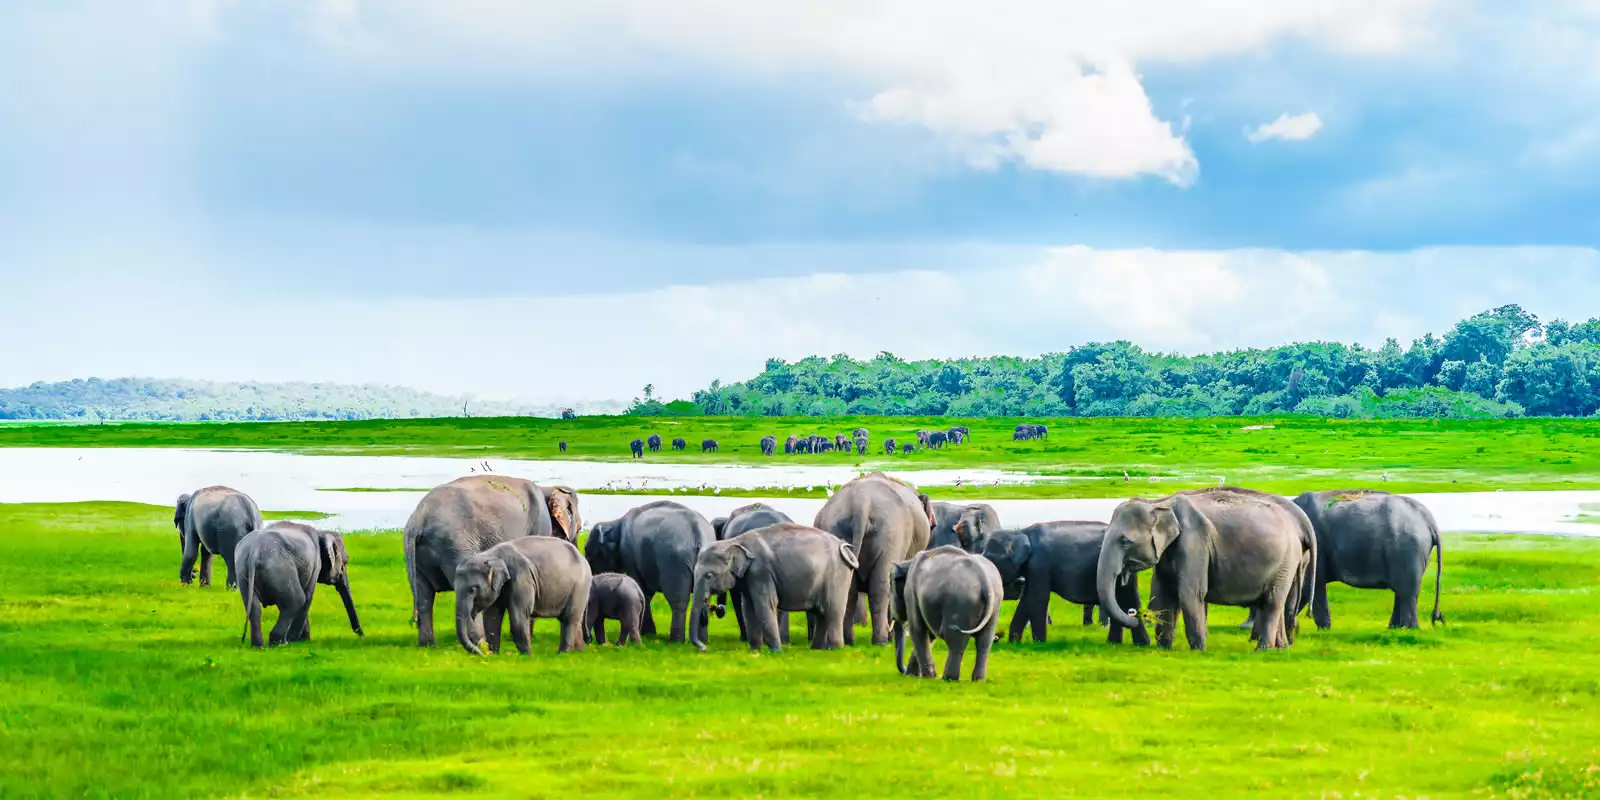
(1098, 496, 1200, 630)
(173, 493, 193, 547)
(952, 507, 997, 553)
(689, 541, 748, 651)
(583, 521, 621, 574)
(314, 529, 364, 637)
(453, 547, 530, 655)
(544, 486, 581, 542)
(980, 531, 1030, 601)
(890, 560, 911, 675)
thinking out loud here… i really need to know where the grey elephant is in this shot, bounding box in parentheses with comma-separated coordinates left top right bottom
(949, 425, 970, 443)
(852, 427, 869, 440)
(712, 503, 795, 643)
(404, 475, 572, 648)
(542, 485, 582, 544)
(760, 436, 777, 456)
(672, 437, 687, 451)
(834, 434, 849, 451)
(855, 436, 868, 455)
(916, 429, 930, 447)
(929, 502, 1002, 553)
(691, 523, 859, 652)
(891, 546, 1003, 681)
(176, 486, 262, 588)
(982, 522, 1147, 645)
(1098, 487, 1316, 651)
(928, 431, 948, 449)
(585, 500, 712, 643)
(784, 436, 798, 454)
(454, 536, 591, 655)
(587, 572, 646, 645)
(630, 439, 644, 458)
(648, 434, 663, 452)
(813, 472, 934, 645)
(901, 443, 915, 454)
(702, 439, 719, 453)
(1294, 489, 1443, 629)
(558, 441, 567, 453)
(235, 521, 363, 648)
(884, 438, 897, 455)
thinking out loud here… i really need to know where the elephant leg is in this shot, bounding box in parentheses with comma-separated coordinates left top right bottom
(484, 604, 506, 654)
(854, 593, 869, 626)
(1115, 580, 1149, 646)
(181, 530, 202, 585)
(248, 600, 265, 649)
(1255, 584, 1291, 651)
(224, 556, 237, 590)
(594, 616, 608, 645)
(756, 599, 783, 654)
(415, 584, 437, 647)
(1181, 597, 1208, 651)
(626, 609, 643, 645)
(559, 607, 585, 653)
(742, 593, 763, 651)
(1081, 604, 1095, 626)
(1390, 583, 1422, 629)
(941, 631, 969, 681)
(640, 594, 658, 636)
(1006, 598, 1029, 644)
(778, 611, 791, 646)
(198, 549, 214, 587)
(1149, 576, 1178, 650)
(731, 587, 750, 642)
(971, 625, 994, 681)
(866, 562, 893, 646)
(911, 621, 936, 678)
(269, 583, 306, 646)
(508, 605, 533, 655)
(1314, 578, 1332, 630)
(842, 589, 859, 646)
(667, 600, 689, 645)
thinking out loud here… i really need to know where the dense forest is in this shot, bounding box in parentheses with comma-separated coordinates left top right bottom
(0, 378, 623, 421)
(640, 305, 1600, 419)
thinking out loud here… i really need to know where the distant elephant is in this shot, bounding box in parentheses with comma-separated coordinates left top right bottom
(672, 437, 687, 451)
(235, 521, 363, 648)
(929, 502, 1002, 553)
(901, 443, 914, 454)
(558, 441, 567, 453)
(630, 439, 644, 458)
(928, 431, 948, 449)
(176, 486, 262, 588)
(892, 546, 1002, 681)
(404, 475, 569, 648)
(982, 522, 1147, 646)
(701, 439, 719, 453)
(648, 434, 663, 452)
(884, 438, 897, 455)
(852, 427, 869, 440)
(784, 436, 798, 455)
(711, 503, 795, 643)
(813, 472, 934, 645)
(835, 434, 850, 452)
(454, 537, 591, 655)
(819, 439, 834, 453)
(855, 436, 868, 455)
(949, 425, 970, 442)
(1294, 490, 1443, 629)
(1032, 424, 1048, 439)
(794, 437, 811, 454)
(1098, 487, 1316, 651)
(587, 572, 646, 645)
(691, 523, 859, 652)
(916, 429, 930, 447)
(585, 500, 713, 643)
(761, 436, 777, 456)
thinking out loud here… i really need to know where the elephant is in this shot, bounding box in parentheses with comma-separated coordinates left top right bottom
(701, 439, 719, 453)
(234, 521, 363, 648)
(691, 523, 859, 652)
(453, 536, 591, 655)
(1293, 489, 1443, 629)
(852, 427, 869, 440)
(760, 436, 777, 456)
(927, 431, 948, 449)
(855, 436, 868, 455)
(404, 475, 572, 648)
(819, 439, 835, 453)
(901, 443, 915, 454)
(794, 437, 812, 454)
(884, 438, 897, 455)
(949, 425, 970, 442)
(587, 572, 646, 645)
(835, 434, 850, 452)
(981, 522, 1147, 645)
(558, 441, 567, 454)
(585, 500, 712, 643)
(929, 502, 1003, 553)
(175, 486, 262, 588)
(648, 434, 663, 452)
(784, 435, 798, 455)
(630, 439, 644, 458)
(813, 472, 934, 645)
(711, 503, 795, 644)
(916, 429, 930, 447)
(1098, 487, 1316, 651)
(891, 546, 1002, 681)
(672, 437, 687, 451)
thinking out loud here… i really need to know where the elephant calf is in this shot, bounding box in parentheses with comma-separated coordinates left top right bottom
(691, 523, 859, 653)
(234, 521, 363, 648)
(587, 572, 646, 646)
(455, 537, 592, 656)
(982, 522, 1147, 646)
(892, 546, 1003, 681)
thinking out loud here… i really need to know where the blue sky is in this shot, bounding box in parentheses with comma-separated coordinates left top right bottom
(4, 1, 1600, 402)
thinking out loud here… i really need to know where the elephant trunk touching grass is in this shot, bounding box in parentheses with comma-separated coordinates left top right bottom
(455, 587, 487, 656)
(335, 574, 363, 637)
(1096, 536, 1144, 632)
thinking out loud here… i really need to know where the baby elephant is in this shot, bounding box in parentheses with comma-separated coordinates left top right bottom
(689, 523, 859, 653)
(235, 521, 364, 648)
(892, 546, 1003, 681)
(587, 572, 646, 646)
(455, 537, 592, 656)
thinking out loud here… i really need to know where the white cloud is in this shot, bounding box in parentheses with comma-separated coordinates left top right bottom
(1245, 111, 1324, 142)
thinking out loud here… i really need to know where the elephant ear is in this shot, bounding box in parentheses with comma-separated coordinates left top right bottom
(1159, 496, 1210, 557)
(1008, 534, 1032, 575)
(317, 531, 345, 584)
(492, 551, 525, 596)
(545, 488, 576, 541)
(173, 493, 192, 531)
(728, 542, 755, 579)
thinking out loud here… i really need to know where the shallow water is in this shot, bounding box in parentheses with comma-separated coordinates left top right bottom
(0, 447, 1595, 536)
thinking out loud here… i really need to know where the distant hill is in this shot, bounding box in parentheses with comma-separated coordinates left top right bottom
(0, 378, 626, 422)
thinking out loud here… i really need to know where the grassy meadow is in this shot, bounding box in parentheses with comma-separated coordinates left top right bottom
(2, 415, 1599, 498)
(2, 501, 1599, 798)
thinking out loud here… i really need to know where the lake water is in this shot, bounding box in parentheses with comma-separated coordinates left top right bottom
(0, 447, 1595, 536)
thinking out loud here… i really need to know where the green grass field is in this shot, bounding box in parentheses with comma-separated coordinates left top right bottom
(3, 415, 1599, 498)
(3, 501, 1599, 798)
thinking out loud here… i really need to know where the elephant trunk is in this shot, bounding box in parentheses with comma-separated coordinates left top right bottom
(1097, 544, 1143, 631)
(893, 621, 907, 675)
(455, 592, 483, 656)
(336, 576, 363, 636)
(690, 588, 710, 652)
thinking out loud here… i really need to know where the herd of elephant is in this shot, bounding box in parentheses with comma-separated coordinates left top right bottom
(626, 425, 1004, 459)
(173, 475, 1443, 680)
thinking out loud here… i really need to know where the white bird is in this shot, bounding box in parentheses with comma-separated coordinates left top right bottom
(713, 487, 721, 495)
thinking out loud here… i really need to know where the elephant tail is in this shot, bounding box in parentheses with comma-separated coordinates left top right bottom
(837, 542, 860, 571)
(404, 530, 419, 627)
(1430, 523, 1445, 626)
(958, 575, 1000, 636)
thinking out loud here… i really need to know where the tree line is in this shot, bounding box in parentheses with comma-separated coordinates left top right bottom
(635, 305, 1600, 419)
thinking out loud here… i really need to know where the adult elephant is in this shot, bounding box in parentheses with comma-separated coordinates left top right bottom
(760, 436, 777, 457)
(784, 436, 798, 455)
(701, 439, 719, 453)
(175, 486, 262, 588)
(585, 500, 713, 643)
(403, 475, 571, 648)
(929, 502, 1002, 553)
(672, 437, 687, 451)
(854, 436, 868, 455)
(1294, 490, 1444, 629)
(813, 472, 934, 645)
(949, 425, 970, 443)
(884, 438, 897, 455)
(852, 427, 869, 440)
(1097, 487, 1316, 651)
(647, 434, 663, 452)
(927, 431, 948, 449)
(711, 503, 795, 644)
(982, 521, 1147, 645)
(629, 439, 644, 458)
(834, 434, 851, 452)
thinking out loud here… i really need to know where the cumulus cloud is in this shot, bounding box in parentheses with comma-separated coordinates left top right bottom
(1245, 111, 1325, 142)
